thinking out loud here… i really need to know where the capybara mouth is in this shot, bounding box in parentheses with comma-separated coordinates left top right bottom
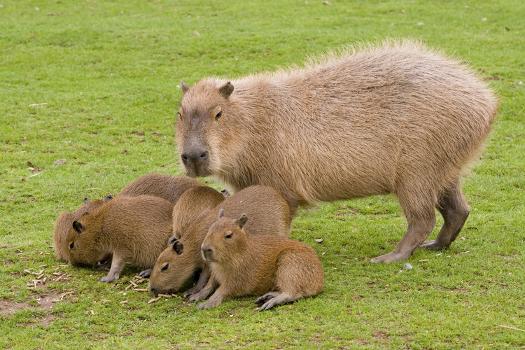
(184, 163, 211, 178)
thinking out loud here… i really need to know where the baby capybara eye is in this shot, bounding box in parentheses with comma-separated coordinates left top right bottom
(161, 263, 169, 271)
(224, 232, 233, 239)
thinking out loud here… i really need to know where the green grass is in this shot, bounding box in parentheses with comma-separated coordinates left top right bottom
(1, 0, 524, 348)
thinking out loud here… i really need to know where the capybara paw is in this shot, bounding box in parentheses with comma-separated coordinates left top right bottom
(197, 299, 220, 309)
(100, 275, 118, 283)
(255, 292, 279, 306)
(138, 269, 152, 278)
(188, 292, 207, 302)
(420, 240, 449, 250)
(370, 251, 408, 263)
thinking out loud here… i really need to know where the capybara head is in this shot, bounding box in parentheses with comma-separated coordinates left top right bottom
(148, 238, 199, 295)
(65, 206, 110, 267)
(171, 186, 224, 240)
(201, 210, 249, 263)
(176, 79, 235, 177)
(53, 198, 108, 262)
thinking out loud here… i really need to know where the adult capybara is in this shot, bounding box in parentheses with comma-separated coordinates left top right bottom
(176, 41, 498, 263)
(195, 212, 323, 310)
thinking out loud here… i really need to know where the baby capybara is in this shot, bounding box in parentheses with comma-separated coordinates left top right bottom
(148, 185, 291, 296)
(176, 41, 498, 262)
(53, 173, 198, 262)
(195, 212, 323, 310)
(66, 195, 173, 282)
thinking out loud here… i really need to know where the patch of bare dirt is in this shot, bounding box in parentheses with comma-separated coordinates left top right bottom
(0, 300, 30, 316)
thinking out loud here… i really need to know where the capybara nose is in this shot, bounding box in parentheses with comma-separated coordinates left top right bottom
(201, 246, 213, 260)
(181, 150, 208, 164)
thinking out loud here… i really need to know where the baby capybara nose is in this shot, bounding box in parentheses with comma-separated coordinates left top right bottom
(201, 245, 213, 260)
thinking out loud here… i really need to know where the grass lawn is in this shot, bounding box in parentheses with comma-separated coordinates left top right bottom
(1, 0, 524, 348)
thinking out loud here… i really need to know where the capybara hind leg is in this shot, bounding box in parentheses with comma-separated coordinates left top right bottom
(372, 190, 436, 263)
(421, 183, 470, 250)
(255, 292, 280, 306)
(257, 293, 298, 311)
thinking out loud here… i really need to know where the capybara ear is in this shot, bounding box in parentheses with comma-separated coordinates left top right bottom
(219, 81, 234, 98)
(83, 197, 89, 204)
(218, 208, 225, 219)
(104, 194, 113, 201)
(180, 81, 189, 94)
(236, 214, 248, 229)
(172, 240, 184, 255)
(72, 221, 84, 234)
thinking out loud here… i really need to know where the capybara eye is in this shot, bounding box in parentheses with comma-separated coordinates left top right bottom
(161, 262, 169, 271)
(69, 242, 74, 250)
(224, 231, 233, 239)
(215, 111, 222, 121)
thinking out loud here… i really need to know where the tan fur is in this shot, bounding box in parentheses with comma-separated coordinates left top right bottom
(53, 173, 198, 262)
(171, 186, 225, 240)
(176, 41, 498, 262)
(197, 215, 323, 310)
(66, 195, 173, 282)
(119, 173, 199, 204)
(149, 185, 291, 294)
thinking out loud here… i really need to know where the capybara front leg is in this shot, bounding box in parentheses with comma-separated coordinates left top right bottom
(257, 293, 298, 311)
(372, 190, 436, 263)
(183, 267, 210, 298)
(421, 182, 470, 250)
(197, 286, 228, 309)
(100, 254, 126, 282)
(187, 275, 217, 302)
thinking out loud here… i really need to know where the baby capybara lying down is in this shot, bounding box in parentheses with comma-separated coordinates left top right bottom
(53, 174, 198, 263)
(176, 41, 498, 263)
(148, 185, 291, 297)
(195, 211, 323, 310)
(66, 195, 173, 282)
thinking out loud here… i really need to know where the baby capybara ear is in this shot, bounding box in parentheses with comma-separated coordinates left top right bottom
(218, 208, 225, 219)
(104, 194, 113, 201)
(172, 240, 184, 255)
(180, 81, 189, 94)
(218, 81, 234, 98)
(72, 221, 84, 234)
(236, 214, 248, 229)
(83, 197, 89, 204)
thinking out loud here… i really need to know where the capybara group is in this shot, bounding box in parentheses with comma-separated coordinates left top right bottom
(176, 41, 497, 262)
(196, 212, 323, 310)
(66, 195, 173, 282)
(148, 185, 291, 296)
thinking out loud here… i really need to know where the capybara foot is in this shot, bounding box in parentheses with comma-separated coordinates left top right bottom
(188, 290, 210, 302)
(257, 293, 295, 311)
(255, 292, 280, 306)
(138, 269, 152, 278)
(371, 251, 409, 263)
(100, 274, 119, 283)
(420, 240, 449, 250)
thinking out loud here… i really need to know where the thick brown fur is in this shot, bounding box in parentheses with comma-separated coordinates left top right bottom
(53, 199, 106, 262)
(66, 195, 173, 282)
(196, 215, 323, 310)
(171, 186, 225, 240)
(119, 173, 199, 204)
(149, 185, 291, 295)
(53, 173, 198, 262)
(176, 41, 498, 262)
